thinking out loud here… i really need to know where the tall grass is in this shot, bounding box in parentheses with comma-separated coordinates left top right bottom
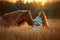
(0, 19, 60, 40)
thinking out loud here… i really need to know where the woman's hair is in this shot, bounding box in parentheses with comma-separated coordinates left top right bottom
(38, 11, 49, 27)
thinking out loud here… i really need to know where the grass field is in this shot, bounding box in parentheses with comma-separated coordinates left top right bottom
(0, 19, 60, 40)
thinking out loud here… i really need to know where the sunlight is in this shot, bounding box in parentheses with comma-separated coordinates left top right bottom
(7, 0, 50, 6)
(23, 0, 48, 6)
(24, 0, 33, 3)
(34, 0, 48, 6)
(8, 0, 17, 3)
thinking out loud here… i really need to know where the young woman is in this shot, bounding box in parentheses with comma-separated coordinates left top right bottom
(33, 11, 49, 30)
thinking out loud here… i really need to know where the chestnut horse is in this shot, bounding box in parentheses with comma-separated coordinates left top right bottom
(0, 10, 33, 27)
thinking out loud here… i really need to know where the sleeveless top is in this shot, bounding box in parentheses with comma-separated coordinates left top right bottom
(33, 17, 42, 30)
(34, 17, 42, 25)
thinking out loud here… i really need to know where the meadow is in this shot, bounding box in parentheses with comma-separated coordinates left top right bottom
(0, 19, 60, 40)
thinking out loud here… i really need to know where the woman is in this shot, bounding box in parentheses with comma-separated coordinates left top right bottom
(33, 11, 49, 30)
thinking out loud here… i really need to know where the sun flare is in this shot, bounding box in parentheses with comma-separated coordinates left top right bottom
(7, 0, 49, 5)
(24, 0, 48, 5)
(35, 0, 48, 6)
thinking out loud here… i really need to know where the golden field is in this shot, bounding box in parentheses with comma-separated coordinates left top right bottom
(0, 19, 60, 40)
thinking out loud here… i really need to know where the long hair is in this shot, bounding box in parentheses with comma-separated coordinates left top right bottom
(38, 11, 49, 27)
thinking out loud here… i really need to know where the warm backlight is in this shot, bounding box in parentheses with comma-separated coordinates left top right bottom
(7, 0, 49, 6)
(24, 0, 48, 5)
(24, 0, 33, 3)
(8, 0, 17, 3)
(35, 0, 48, 5)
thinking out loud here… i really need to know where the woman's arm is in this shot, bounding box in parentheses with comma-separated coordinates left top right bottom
(42, 11, 49, 27)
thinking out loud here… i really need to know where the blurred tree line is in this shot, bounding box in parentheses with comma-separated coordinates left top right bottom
(0, 1, 60, 19)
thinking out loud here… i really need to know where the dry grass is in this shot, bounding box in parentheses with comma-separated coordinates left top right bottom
(0, 19, 60, 40)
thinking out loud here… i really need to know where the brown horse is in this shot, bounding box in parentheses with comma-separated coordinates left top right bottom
(0, 10, 33, 27)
